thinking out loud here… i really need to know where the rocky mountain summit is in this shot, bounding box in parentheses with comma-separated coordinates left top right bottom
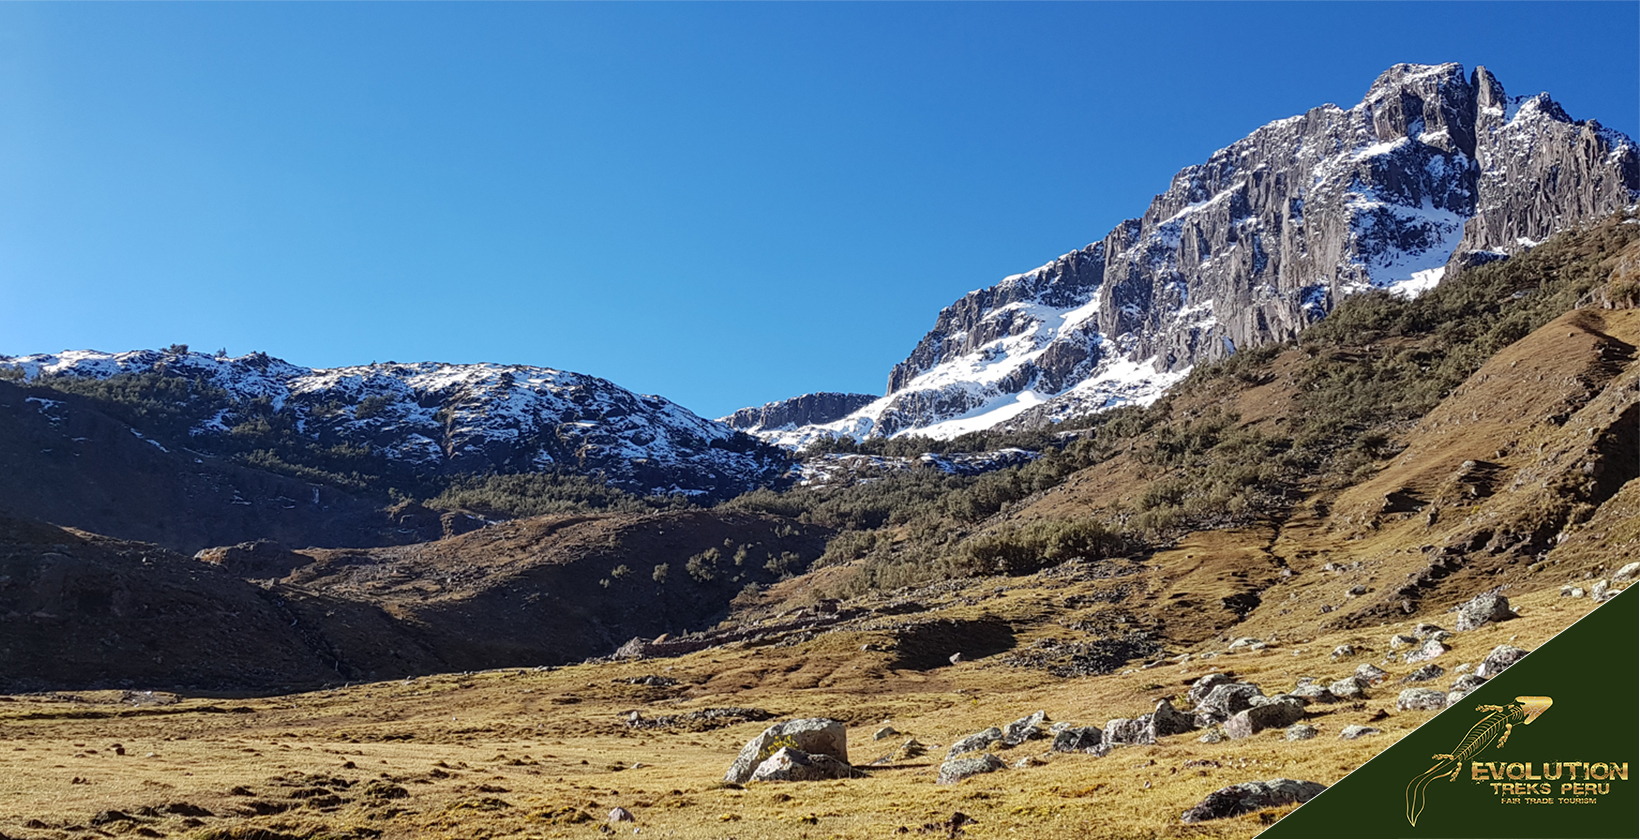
(754, 63, 1638, 446)
(720, 392, 877, 435)
(0, 349, 788, 500)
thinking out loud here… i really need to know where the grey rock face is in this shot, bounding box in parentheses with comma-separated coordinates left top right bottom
(1049, 726, 1103, 753)
(1329, 677, 1367, 700)
(937, 753, 1005, 785)
(1292, 683, 1340, 704)
(1397, 688, 1449, 712)
(749, 748, 854, 783)
(1285, 724, 1319, 741)
(759, 63, 1637, 444)
(1225, 698, 1306, 739)
(1147, 699, 1197, 738)
(1339, 724, 1381, 740)
(725, 719, 849, 784)
(1455, 593, 1517, 631)
(1194, 683, 1267, 724)
(1001, 711, 1048, 747)
(945, 727, 1003, 759)
(1403, 639, 1451, 664)
(1180, 779, 1327, 823)
(1187, 673, 1236, 705)
(1104, 716, 1154, 747)
(1355, 664, 1390, 685)
(1476, 644, 1530, 678)
(1401, 664, 1446, 684)
(722, 392, 879, 433)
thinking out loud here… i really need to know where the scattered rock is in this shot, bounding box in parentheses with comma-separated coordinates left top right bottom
(945, 727, 1003, 759)
(1592, 579, 1613, 601)
(724, 719, 849, 784)
(1198, 728, 1225, 744)
(1561, 585, 1587, 598)
(609, 807, 635, 823)
(1328, 677, 1366, 700)
(1227, 637, 1265, 651)
(1186, 673, 1235, 705)
(1475, 645, 1529, 679)
(1224, 697, 1305, 739)
(1291, 683, 1339, 703)
(1400, 664, 1446, 684)
(1396, 688, 1448, 712)
(937, 753, 1004, 785)
(1001, 711, 1046, 747)
(1193, 683, 1267, 724)
(1012, 756, 1046, 769)
(1447, 674, 1488, 704)
(873, 726, 900, 741)
(1389, 634, 1419, 650)
(1403, 639, 1450, 664)
(1346, 585, 1368, 598)
(948, 653, 964, 665)
(1339, 724, 1381, 740)
(1330, 644, 1357, 660)
(1354, 664, 1389, 685)
(1285, 724, 1318, 741)
(1049, 726, 1102, 753)
(1103, 717, 1152, 747)
(1179, 778, 1327, 823)
(1411, 623, 1448, 640)
(749, 747, 854, 782)
(1614, 562, 1640, 583)
(1454, 592, 1517, 631)
(1146, 699, 1196, 738)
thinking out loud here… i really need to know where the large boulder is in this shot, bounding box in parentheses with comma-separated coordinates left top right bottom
(1180, 779, 1327, 823)
(193, 540, 311, 578)
(1402, 639, 1450, 664)
(945, 727, 1003, 759)
(1328, 677, 1367, 700)
(1186, 672, 1235, 705)
(1001, 711, 1047, 747)
(1454, 593, 1517, 631)
(749, 747, 854, 782)
(1354, 664, 1389, 685)
(725, 719, 849, 783)
(1397, 688, 1448, 712)
(1475, 644, 1529, 678)
(1146, 699, 1196, 738)
(1225, 697, 1306, 739)
(1104, 716, 1154, 746)
(1049, 726, 1102, 753)
(1193, 683, 1266, 724)
(1291, 683, 1339, 704)
(937, 753, 1004, 785)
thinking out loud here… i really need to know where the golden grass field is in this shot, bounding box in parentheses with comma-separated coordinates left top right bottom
(0, 566, 1611, 840)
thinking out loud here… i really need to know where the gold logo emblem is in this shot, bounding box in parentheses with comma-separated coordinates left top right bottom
(1404, 696, 1554, 826)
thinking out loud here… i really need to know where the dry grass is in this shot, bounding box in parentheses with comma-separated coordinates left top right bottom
(0, 565, 1612, 840)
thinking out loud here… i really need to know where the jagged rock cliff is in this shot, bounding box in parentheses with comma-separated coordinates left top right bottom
(758, 63, 1638, 445)
(721, 392, 878, 434)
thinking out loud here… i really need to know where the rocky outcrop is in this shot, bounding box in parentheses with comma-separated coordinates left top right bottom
(722, 392, 878, 433)
(1181, 778, 1327, 823)
(758, 64, 1638, 445)
(725, 718, 849, 784)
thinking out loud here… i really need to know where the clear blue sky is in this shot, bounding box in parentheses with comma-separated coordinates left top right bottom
(1, 2, 1635, 419)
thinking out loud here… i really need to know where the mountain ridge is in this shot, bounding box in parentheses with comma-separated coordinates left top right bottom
(743, 63, 1639, 447)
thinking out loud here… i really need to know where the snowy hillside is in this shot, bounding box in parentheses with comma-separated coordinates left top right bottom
(0, 349, 788, 499)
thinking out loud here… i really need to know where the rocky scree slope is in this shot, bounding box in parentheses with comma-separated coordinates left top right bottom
(0, 350, 790, 502)
(758, 63, 1638, 446)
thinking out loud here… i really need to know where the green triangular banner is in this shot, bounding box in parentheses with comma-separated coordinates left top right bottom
(1259, 584, 1638, 838)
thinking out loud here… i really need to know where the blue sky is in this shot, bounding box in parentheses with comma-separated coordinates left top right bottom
(1, 2, 1635, 419)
